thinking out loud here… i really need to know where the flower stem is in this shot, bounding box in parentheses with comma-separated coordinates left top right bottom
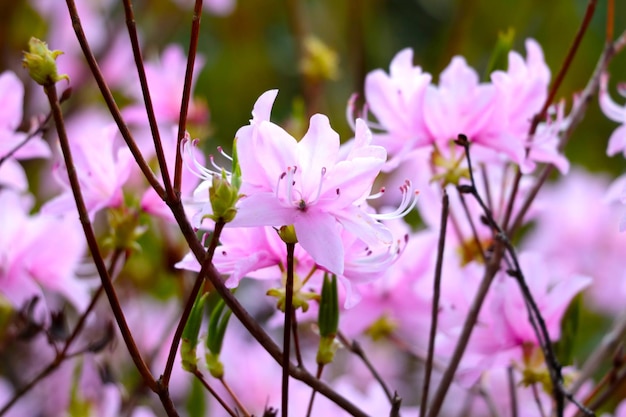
(174, 0, 203, 195)
(420, 191, 449, 417)
(161, 220, 226, 388)
(282, 242, 296, 417)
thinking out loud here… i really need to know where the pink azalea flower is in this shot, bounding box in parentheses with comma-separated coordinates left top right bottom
(0, 71, 50, 190)
(491, 39, 568, 173)
(436, 253, 589, 385)
(140, 129, 205, 222)
(122, 44, 207, 126)
(176, 225, 317, 288)
(42, 124, 134, 220)
(490, 39, 550, 139)
(525, 168, 626, 315)
(231, 90, 394, 275)
(362, 48, 432, 167)
(600, 73, 626, 156)
(424, 57, 504, 152)
(0, 190, 89, 311)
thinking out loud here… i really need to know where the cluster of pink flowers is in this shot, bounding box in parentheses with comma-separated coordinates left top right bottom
(3, 4, 626, 414)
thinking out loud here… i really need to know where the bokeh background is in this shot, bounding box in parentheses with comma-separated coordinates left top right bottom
(1, 0, 626, 408)
(1, 0, 625, 172)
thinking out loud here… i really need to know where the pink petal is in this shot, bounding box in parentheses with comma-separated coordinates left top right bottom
(294, 210, 344, 274)
(0, 71, 23, 131)
(231, 193, 296, 227)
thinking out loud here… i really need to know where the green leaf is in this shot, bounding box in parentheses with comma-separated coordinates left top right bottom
(483, 27, 515, 80)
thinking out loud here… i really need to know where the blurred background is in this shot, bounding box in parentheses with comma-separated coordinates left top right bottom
(1, 1, 626, 406)
(1, 0, 625, 173)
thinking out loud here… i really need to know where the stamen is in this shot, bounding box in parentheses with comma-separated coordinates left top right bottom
(217, 146, 233, 161)
(181, 137, 228, 181)
(276, 171, 287, 198)
(367, 187, 386, 200)
(286, 166, 297, 205)
(370, 180, 420, 220)
(308, 167, 327, 205)
(346, 93, 359, 131)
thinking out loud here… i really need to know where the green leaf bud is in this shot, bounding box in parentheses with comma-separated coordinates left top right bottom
(22, 37, 69, 85)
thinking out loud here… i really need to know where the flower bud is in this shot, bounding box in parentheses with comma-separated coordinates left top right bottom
(299, 36, 339, 81)
(180, 293, 207, 372)
(278, 225, 298, 244)
(205, 295, 232, 378)
(208, 171, 240, 223)
(22, 37, 69, 86)
(316, 274, 339, 365)
(205, 351, 224, 379)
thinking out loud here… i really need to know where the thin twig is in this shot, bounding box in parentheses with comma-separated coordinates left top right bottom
(389, 392, 402, 417)
(420, 190, 449, 417)
(0, 250, 123, 416)
(531, 383, 548, 417)
(576, 362, 626, 417)
(121, 0, 173, 200)
(457, 135, 566, 414)
(161, 220, 226, 387)
(507, 367, 518, 417)
(456, 136, 595, 417)
(571, 314, 626, 396)
(424, 244, 503, 417)
(192, 370, 238, 417)
(291, 308, 304, 368)
(305, 364, 324, 417)
(219, 377, 252, 417)
(337, 332, 394, 403)
(456, 191, 485, 263)
(282, 242, 296, 417)
(508, 29, 626, 236)
(501, 0, 598, 232)
(0, 113, 52, 168)
(478, 382, 502, 417)
(43, 83, 174, 412)
(174, 0, 203, 195)
(65, 0, 166, 199)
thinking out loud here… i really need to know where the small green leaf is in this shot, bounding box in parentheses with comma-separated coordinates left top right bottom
(180, 292, 207, 372)
(484, 28, 515, 80)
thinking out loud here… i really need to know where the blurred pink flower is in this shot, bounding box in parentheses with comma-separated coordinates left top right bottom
(362, 48, 432, 168)
(600, 73, 626, 157)
(123, 44, 207, 126)
(172, 0, 236, 15)
(524, 168, 626, 316)
(0, 190, 88, 311)
(140, 129, 205, 222)
(0, 71, 50, 190)
(43, 124, 134, 220)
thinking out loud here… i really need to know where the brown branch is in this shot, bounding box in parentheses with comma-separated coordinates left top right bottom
(420, 190, 449, 417)
(160, 220, 226, 387)
(174, 0, 203, 194)
(282, 242, 296, 417)
(164, 197, 368, 416)
(508, 29, 626, 237)
(43, 83, 179, 414)
(501, 0, 598, 232)
(65, 0, 166, 199)
(337, 332, 395, 403)
(193, 370, 238, 417)
(0, 112, 52, 168)
(121, 0, 173, 200)
(0, 250, 123, 416)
